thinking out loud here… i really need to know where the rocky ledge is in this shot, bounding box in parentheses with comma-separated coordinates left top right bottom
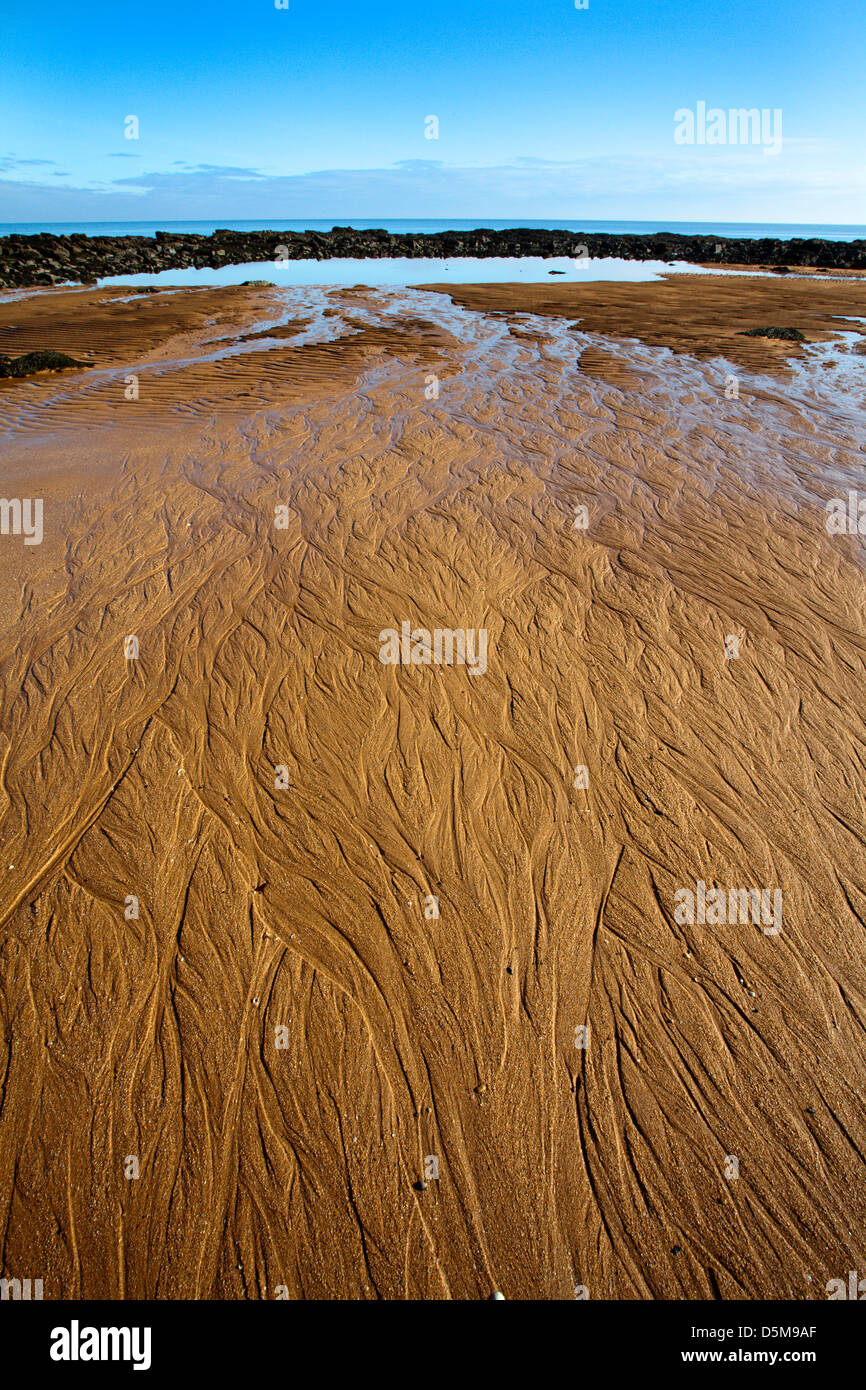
(1, 226, 864, 289)
(0, 349, 89, 377)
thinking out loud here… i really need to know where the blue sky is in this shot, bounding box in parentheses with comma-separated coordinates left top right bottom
(1, 0, 864, 223)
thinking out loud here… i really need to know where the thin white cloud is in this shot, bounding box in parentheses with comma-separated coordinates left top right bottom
(1, 155, 863, 223)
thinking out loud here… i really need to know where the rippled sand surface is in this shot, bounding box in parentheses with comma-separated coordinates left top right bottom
(1, 275, 865, 1299)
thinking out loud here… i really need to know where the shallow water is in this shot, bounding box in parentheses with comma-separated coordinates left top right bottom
(95, 254, 701, 291)
(2, 282, 863, 447)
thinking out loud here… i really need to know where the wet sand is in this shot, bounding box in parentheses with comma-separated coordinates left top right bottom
(425, 271, 866, 371)
(1, 273, 865, 1299)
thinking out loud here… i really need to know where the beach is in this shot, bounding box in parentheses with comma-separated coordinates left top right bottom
(1, 269, 866, 1299)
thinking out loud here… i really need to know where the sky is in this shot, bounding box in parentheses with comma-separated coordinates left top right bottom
(1, 0, 864, 225)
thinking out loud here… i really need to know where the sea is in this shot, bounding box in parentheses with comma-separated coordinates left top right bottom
(1, 219, 864, 241)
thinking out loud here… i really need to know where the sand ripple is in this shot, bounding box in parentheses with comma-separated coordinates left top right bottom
(1, 281, 865, 1298)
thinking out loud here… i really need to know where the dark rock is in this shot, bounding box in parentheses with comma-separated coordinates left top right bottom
(0, 349, 89, 378)
(1, 228, 863, 290)
(739, 326, 806, 341)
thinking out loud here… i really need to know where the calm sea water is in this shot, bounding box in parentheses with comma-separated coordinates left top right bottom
(1, 219, 864, 241)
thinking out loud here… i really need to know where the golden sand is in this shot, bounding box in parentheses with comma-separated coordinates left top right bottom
(1, 273, 865, 1299)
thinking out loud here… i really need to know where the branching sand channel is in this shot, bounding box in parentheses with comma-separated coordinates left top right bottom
(1, 276, 865, 1300)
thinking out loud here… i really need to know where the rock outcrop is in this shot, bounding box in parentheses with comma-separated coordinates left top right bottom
(1, 226, 864, 289)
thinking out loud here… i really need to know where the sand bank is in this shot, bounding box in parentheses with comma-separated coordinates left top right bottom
(1, 274, 865, 1299)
